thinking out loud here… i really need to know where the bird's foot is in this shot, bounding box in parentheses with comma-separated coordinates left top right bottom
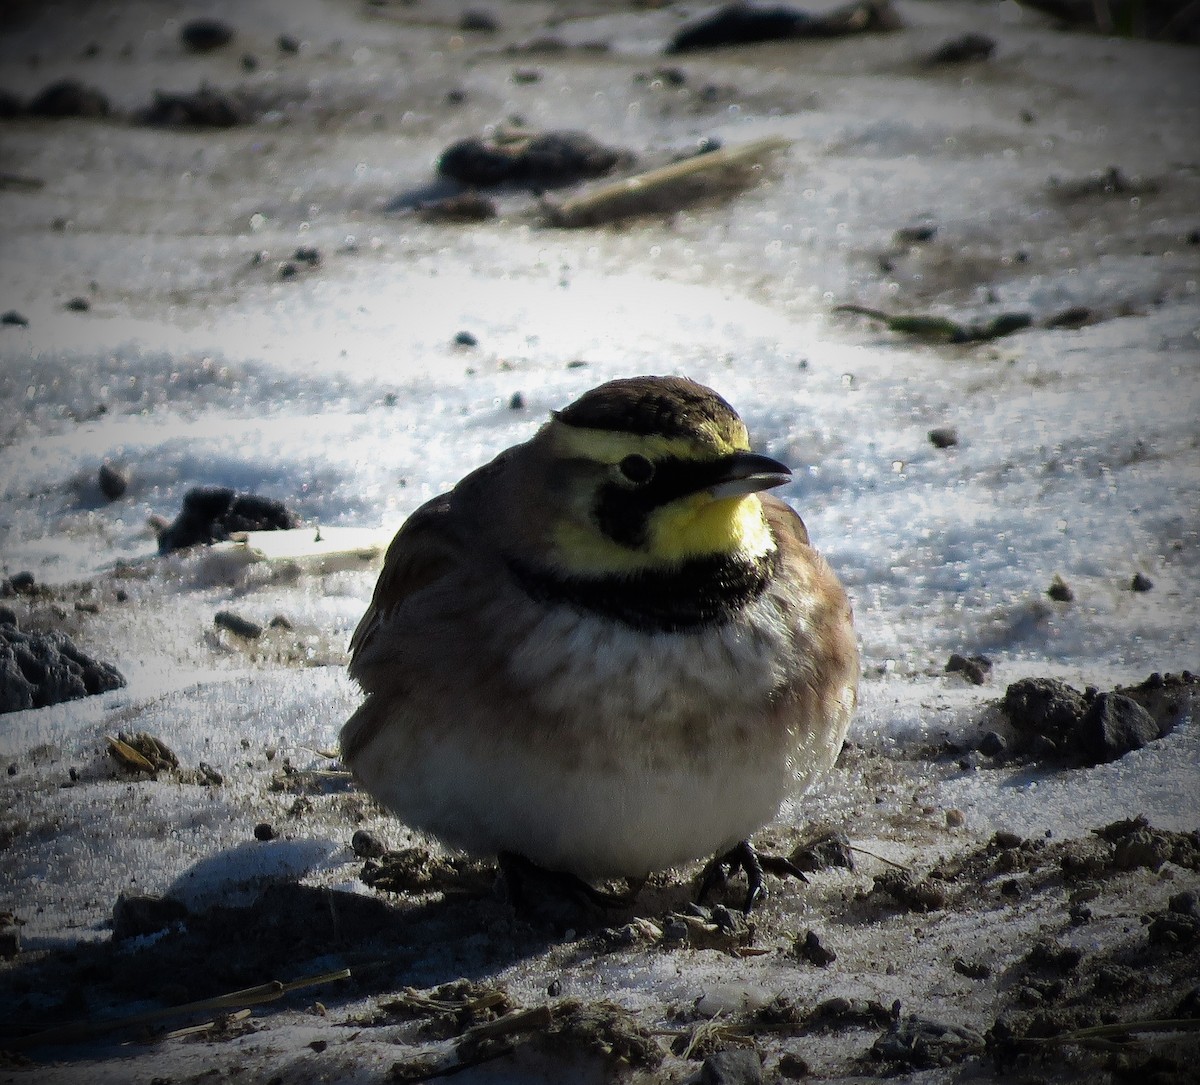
(497, 851, 637, 915)
(697, 840, 808, 913)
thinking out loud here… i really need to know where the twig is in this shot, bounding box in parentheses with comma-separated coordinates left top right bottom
(542, 137, 789, 227)
(1027, 1017, 1200, 1049)
(848, 843, 909, 870)
(8, 967, 351, 1049)
(161, 1007, 253, 1041)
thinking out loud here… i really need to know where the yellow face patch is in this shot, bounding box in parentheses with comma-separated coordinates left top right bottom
(551, 491, 774, 575)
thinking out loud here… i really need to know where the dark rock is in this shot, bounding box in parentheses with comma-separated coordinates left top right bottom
(66, 296, 91, 312)
(1044, 305, 1095, 329)
(947, 653, 991, 684)
(277, 34, 301, 54)
(214, 610, 263, 640)
(351, 829, 387, 859)
(670, 5, 819, 51)
(1016, 0, 1200, 45)
(454, 330, 478, 346)
(0, 605, 16, 628)
(1131, 571, 1154, 592)
(2, 310, 29, 326)
(112, 893, 188, 940)
(27, 79, 111, 118)
(98, 462, 129, 500)
(895, 224, 937, 244)
(437, 129, 623, 189)
(977, 730, 1007, 758)
(7, 571, 35, 594)
(872, 1014, 983, 1069)
(663, 918, 689, 943)
(1114, 671, 1200, 737)
(1169, 891, 1197, 916)
(777, 1052, 809, 1078)
(1047, 574, 1074, 601)
(461, 10, 499, 32)
(928, 425, 958, 448)
(700, 1048, 763, 1085)
(1, 625, 125, 713)
(668, 0, 900, 53)
(0, 89, 22, 118)
(872, 869, 947, 912)
(1078, 692, 1160, 763)
(0, 917, 21, 958)
(181, 18, 235, 52)
(157, 487, 298, 553)
(926, 32, 995, 64)
(953, 957, 991, 979)
(138, 87, 252, 128)
(795, 929, 837, 966)
(1148, 911, 1200, 947)
(1001, 677, 1087, 747)
(253, 822, 276, 841)
(293, 246, 321, 266)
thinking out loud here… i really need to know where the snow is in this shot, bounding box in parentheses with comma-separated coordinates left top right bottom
(1, 0, 1198, 1080)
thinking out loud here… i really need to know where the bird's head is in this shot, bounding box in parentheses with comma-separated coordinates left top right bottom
(502, 376, 792, 577)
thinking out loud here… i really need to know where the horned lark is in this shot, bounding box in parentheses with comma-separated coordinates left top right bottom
(341, 376, 858, 910)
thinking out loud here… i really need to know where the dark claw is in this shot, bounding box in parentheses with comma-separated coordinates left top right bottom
(497, 851, 635, 912)
(697, 840, 809, 913)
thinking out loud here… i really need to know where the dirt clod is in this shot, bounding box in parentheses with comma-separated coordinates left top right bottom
(157, 487, 298, 553)
(700, 1047, 763, 1084)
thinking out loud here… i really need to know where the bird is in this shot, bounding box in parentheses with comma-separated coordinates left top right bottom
(340, 375, 858, 911)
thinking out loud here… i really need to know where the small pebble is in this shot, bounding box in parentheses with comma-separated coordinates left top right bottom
(795, 929, 837, 967)
(214, 610, 263, 639)
(351, 828, 387, 859)
(1131, 572, 1154, 592)
(66, 296, 91, 312)
(778, 1052, 809, 1079)
(977, 731, 1008, 758)
(98, 462, 129, 500)
(181, 18, 234, 52)
(663, 918, 690, 943)
(701, 1048, 763, 1085)
(253, 822, 276, 841)
(953, 957, 991, 979)
(946, 652, 991, 685)
(509, 391, 525, 410)
(895, 224, 937, 244)
(8, 571, 36, 595)
(928, 426, 959, 449)
(1047, 574, 1074, 601)
(460, 10, 499, 32)
(454, 330, 478, 347)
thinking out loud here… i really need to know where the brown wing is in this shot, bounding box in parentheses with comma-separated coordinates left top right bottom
(762, 490, 859, 744)
(761, 492, 810, 549)
(347, 493, 461, 680)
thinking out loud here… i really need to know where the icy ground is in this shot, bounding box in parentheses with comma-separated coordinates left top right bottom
(1, 0, 1198, 1081)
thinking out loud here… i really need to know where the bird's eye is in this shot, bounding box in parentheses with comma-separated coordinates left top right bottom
(618, 454, 655, 485)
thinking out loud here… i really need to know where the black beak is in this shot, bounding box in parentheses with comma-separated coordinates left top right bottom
(706, 451, 792, 500)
